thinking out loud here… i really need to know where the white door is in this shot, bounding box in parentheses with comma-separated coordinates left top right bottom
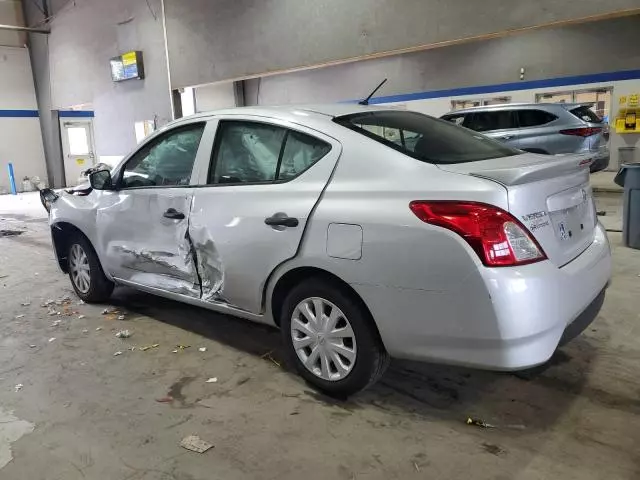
(60, 119, 96, 186)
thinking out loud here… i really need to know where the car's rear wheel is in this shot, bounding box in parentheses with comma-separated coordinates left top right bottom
(67, 235, 114, 302)
(280, 278, 389, 398)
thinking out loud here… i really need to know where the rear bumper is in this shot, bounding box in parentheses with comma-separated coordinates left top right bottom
(589, 152, 610, 173)
(354, 223, 611, 370)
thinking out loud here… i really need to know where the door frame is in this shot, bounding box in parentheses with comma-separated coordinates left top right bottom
(59, 117, 97, 187)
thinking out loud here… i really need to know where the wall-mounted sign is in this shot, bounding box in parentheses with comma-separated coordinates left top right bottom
(110, 51, 145, 82)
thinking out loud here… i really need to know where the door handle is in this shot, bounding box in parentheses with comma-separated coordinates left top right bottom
(265, 213, 299, 228)
(163, 208, 185, 220)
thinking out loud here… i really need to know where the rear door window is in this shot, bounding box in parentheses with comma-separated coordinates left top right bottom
(208, 121, 331, 184)
(569, 105, 603, 123)
(516, 109, 558, 128)
(466, 110, 516, 132)
(335, 110, 521, 164)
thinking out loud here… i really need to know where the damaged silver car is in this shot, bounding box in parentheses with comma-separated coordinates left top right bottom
(40, 105, 611, 397)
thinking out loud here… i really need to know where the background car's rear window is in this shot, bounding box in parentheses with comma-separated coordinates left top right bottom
(335, 110, 521, 164)
(570, 105, 602, 123)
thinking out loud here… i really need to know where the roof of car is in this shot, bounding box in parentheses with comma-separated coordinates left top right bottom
(170, 104, 401, 125)
(444, 102, 592, 115)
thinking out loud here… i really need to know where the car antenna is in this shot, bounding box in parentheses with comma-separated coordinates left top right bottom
(358, 78, 388, 105)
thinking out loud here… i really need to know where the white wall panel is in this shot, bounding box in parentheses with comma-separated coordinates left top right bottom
(0, 47, 47, 193)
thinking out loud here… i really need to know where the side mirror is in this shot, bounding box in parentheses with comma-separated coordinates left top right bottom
(89, 170, 113, 190)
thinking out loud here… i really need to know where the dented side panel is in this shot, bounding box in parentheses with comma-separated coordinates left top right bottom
(97, 188, 201, 297)
(188, 128, 342, 314)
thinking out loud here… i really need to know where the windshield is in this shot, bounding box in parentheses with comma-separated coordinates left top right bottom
(334, 110, 521, 164)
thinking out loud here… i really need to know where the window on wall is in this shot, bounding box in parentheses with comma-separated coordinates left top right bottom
(208, 121, 331, 185)
(451, 96, 511, 110)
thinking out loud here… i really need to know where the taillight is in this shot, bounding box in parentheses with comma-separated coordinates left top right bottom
(559, 127, 602, 137)
(409, 201, 546, 267)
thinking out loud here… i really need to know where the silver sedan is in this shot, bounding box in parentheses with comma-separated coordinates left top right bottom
(40, 105, 611, 397)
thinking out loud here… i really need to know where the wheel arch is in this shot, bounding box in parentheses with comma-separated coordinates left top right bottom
(269, 266, 385, 346)
(51, 222, 103, 274)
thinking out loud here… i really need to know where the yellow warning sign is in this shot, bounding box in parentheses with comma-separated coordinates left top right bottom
(76, 158, 86, 166)
(122, 51, 137, 66)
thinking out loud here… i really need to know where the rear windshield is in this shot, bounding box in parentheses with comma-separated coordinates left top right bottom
(334, 110, 521, 164)
(570, 105, 602, 123)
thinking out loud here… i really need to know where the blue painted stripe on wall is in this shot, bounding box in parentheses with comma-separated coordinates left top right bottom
(0, 110, 39, 117)
(355, 69, 640, 105)
(59, 111, 95, 118)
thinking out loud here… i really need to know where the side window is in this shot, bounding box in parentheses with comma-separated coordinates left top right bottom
(278, 130, 331, 181)
(441, 113, 466, 126)
(467, 111, 516, 132)
(517, 110, 558, 128)
(209, 121, 331, 184)
(210, 121, 285, 184)
(121, 123, 204, 188)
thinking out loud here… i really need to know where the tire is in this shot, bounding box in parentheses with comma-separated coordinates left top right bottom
(67, 235, 114, 303)
(280, 277, 389, 398)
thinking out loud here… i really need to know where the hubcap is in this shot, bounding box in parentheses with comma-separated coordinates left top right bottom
(69, 244, 91, 294)
(290, 297, 357, 381)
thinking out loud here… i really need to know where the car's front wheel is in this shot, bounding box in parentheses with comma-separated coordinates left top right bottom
(67, 235, 114, 302)
(281, 278, 389, 397)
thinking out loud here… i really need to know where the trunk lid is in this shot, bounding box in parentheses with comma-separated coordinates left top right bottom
(438, 153, 596, 267)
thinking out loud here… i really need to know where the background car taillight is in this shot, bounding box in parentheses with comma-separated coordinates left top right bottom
(559, 127, 602, 137)
(409, 201, 547, 267)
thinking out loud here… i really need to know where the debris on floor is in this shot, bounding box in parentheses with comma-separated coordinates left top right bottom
(101, 308, 110, 314)
(14, 384, 23, 392)
(139, 344, 159, 351)
(180, 435, 214, 454)
(115, 329, 131, 338)
(48, 337, 56, 343)
(95, 327, 102, 331)
(156, 396, 173, 403)
(78, 315, 85, 319)
(29, 344, 36, 348)
(261, 351, 281, 367)
(205, 377, 218, 383)
(21, 302, 30, 306)
(113, 351, 123, 356)
(596, 210, 607, 216)
(466, 417, 496, 428)
(82, 329, 89, 333)
(77, 300, 85, 305)
(198, 347, 207, 352)
(172, 344, 190, 353)
(47, 307, 58, 316)
(0, 229, 24, 237)
(15, 314, 24, 319)
(51, 319, 62, 327)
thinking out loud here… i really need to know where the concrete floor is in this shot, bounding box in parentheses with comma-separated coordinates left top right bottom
(0, 194, 639, 479)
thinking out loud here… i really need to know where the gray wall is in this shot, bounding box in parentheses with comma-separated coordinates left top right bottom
(165, 0, 640, 89)
(243, 15, 640, 106)
(23, 1, 64, 187)
(32, 0, 172, 160)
